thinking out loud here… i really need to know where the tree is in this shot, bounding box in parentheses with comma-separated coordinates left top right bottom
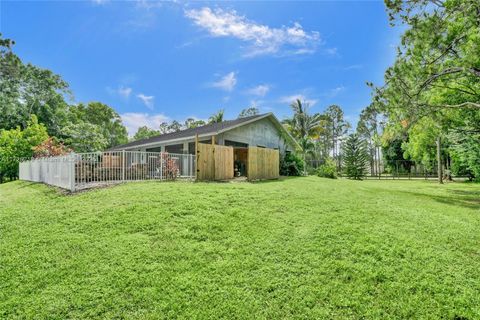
(357, 104, 384, 175)
(0, 115, 49, 182)
(324, 105, 350, 168)
(133, 126, 160, 141)
(159, 122, 170, 134)
(238, 107, 259, 118)
(369, 0, 480, 182)
(63, 122, 108, 152)
(0, 34, 71, 136)
(208, 109, 225, 124)
(167, 120, 183, 132)
(184, 118, 206, 129)
(342, 133, 369, 180)
(68, 102, 128, 148)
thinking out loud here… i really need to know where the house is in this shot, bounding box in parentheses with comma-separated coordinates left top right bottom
(109, 113, 300, 154)
(108, 113, 300, 179)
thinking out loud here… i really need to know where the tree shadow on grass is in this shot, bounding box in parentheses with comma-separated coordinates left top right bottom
(399, 189, 480, 211)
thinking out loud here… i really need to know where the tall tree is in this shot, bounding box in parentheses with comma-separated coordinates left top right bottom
(342, 133, 369, 180)
(184, 118, 206, 129)
(324, 105, 350, 168)
(208, 109, 225, 124)
(68, 102, 128, 148)
(238, 107, 259, 118)
(133, 126, 160, 141)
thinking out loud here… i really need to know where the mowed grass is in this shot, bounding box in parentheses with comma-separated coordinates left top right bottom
(1, 178, 480, 319)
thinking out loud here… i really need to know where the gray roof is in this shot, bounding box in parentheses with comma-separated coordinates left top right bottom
(110, 113, 292, 151)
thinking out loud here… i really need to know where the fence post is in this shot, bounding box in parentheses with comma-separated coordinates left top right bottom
(122, 150, 125, 182)
(69, 153, 76, 192)
(160, 152, 163, 181)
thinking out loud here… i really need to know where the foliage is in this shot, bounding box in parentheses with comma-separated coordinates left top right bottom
(133, 126, 160, 141)
(370, 0, 480, 182)
(342, 133, 369, 180)
(69, 102, 128, 149)
(208, 109, 225, 124)
(63, 122, 108, 153)
(0, 34, 71, 137)
(316, 158, 337, 179)
(184, 118, 206, 129)
(279, 152, 305, 176)
(2, 178, 480, 318)
(238, 107, 259, 118)
(0, 115, 49, 181)
(32, 137, 71, 158)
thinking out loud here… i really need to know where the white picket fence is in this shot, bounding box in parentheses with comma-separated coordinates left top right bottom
(19, 151, 196, 191)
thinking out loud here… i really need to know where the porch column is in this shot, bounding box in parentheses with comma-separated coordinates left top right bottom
(182, 141, 189, 176)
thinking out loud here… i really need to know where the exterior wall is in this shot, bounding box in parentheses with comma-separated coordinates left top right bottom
(124, 117, 296, 154)
(217, 117, 294, 153)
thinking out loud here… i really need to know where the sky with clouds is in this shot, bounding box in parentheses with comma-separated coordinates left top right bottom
(2, 0, 402, 135)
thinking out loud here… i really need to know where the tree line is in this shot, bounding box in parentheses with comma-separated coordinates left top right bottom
(281, 0, 480, 182)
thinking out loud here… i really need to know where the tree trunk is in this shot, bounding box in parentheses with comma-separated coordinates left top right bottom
(436, 135, 443, 184)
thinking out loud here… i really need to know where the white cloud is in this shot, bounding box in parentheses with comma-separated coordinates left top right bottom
(120, 112, 169, 136)
(118, 86, 132, 98)
(279, 94, 318, 107)
(185, 7, 320, 57)
(246, 84, 270, 97)
(327, 86, 345, 98)
(343, 64, 363, 71)
(91, 0, 109, 5)
(211, 72, 237, 92)
(137, 93, 155, 110)
(325, 47, 338, 56)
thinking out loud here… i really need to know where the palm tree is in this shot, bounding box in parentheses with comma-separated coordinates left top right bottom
(208, 109, 225, 124)
(282, 99, 322, 174)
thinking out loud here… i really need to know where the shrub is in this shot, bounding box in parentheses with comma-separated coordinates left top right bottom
(280, 152, 305, 176)
(316, 159, 337, 179)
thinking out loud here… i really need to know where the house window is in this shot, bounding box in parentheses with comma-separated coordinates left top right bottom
(146, 147, 161, 153)
(165, 144, 183, 154)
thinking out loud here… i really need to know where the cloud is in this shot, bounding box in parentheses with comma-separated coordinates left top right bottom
(211, 72, 237, 92)
(324, 47, 338, 56)
(279, 94, 318, 107)
(327, 86, 345, 98)
(137, 93, 155, 110)
(117, 86, 132, 98)
(91, 0, 109, 5)
(185, 7, 320, 57)
(120, 112, 169, 136)
(246, 84, 270, 97)
(343, 64, 363, 71)
(106, 85, 133, 99)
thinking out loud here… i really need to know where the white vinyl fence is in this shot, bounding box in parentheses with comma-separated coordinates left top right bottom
(19, 151, 196, 191)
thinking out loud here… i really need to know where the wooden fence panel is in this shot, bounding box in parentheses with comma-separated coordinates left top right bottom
(247, 147, 279, 180)
(214, 145, 234, 180)
(196, 142, 234, 181)
(196, 143, 215, 180)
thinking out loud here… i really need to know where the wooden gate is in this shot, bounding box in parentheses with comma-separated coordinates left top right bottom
(196, 138, 234, 181)
(247, 147, 279, 180)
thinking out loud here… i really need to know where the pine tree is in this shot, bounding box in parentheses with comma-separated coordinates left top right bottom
(342, 133, 369, 180)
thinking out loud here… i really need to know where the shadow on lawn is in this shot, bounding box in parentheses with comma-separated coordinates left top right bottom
(399, 188, 480, 210)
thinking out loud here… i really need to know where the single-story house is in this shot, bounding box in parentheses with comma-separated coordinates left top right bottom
(108, 113, 299, 179)
(109, 113, 300, 155)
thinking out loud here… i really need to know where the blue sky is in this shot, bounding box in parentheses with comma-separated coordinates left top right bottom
(2, 0, 401, 135)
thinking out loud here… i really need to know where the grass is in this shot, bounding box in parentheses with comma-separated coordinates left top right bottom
(1, 177, 480, 319)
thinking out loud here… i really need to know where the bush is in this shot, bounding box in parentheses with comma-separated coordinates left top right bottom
(316, 159, 337, 179)
(280, 152, 305, 176)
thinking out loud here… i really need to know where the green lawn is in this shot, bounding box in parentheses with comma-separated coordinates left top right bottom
(1, 178, 479, 319)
